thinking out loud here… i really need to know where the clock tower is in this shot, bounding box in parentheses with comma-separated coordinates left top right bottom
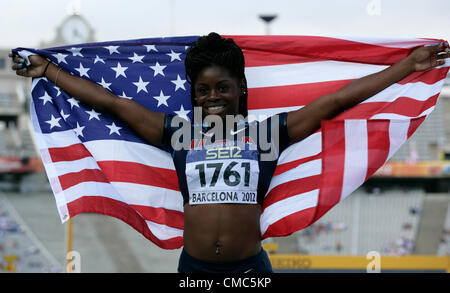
(39, 14, 95, 48)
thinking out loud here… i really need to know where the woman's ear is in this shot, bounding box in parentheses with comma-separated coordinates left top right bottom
(240, 78, 247, 96)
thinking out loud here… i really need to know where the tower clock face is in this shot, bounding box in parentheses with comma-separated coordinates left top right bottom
(61, 17, 90, 44)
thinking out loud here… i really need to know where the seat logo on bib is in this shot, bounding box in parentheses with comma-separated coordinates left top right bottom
(205, 146, 242, 160)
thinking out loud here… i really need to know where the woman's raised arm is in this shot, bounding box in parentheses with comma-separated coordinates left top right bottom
(286, 43, 450, 143)
(10, 54, 165, 147)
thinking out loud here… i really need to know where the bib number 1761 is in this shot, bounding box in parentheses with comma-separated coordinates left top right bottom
(195, 161, 250, 188)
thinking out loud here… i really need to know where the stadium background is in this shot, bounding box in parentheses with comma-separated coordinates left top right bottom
(1, 4, 449, 273)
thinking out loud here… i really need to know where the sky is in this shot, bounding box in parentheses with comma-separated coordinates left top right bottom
(1, 0, 450, 49)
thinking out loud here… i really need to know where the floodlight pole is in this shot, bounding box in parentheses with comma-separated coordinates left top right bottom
(259, 15, 277, 35)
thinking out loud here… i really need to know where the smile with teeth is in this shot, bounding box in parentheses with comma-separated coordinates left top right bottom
(208, 106, 224, 111)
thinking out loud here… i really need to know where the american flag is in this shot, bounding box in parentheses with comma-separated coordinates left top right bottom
(14, 35, 449, 249)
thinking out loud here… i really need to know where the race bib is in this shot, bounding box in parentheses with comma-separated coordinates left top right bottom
(185, 142, 259, 205)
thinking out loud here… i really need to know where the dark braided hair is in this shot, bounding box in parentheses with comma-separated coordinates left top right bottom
(185, 32, 248, 117)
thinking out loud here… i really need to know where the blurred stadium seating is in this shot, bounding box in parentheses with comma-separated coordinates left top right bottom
(437, 199, 450, 255)
(295, 190, 424, 256)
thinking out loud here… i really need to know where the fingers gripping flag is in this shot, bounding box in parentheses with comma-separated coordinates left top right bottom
(14, 35, 449, 249)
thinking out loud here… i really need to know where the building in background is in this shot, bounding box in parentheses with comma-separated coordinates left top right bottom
(39, 14, 95, 48)
(0, 13, 96, 190)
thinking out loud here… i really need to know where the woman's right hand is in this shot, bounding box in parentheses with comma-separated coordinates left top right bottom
(9, 53, 49, 78)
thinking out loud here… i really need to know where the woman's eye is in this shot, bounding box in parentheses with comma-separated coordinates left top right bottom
(219, 86, 229, 93)
(197, 88, 207, 95)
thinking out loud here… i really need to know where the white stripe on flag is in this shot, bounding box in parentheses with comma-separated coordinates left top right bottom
(40, 129, 81, 148)
(260, 189, 319, 235)
(111, 182, 183, 212)
(84, 140, 174, 170)
(45, 157, 100, 178)
(246, 61, 388, 88)
(362, 80, 444, 104)
(37, 132, 175, 170)
(57, 182, 124, 204)
(145, 220, 183, 240)
(387, 120, 410, 160)
(278, 132, 321, 164)
(340, 120, 368, 201)
(266, 159, 322, 196)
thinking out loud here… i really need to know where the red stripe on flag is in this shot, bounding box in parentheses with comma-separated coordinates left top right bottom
(57, 162, 179, 192)
(365, 120, 391, 181)
(262, 207, 316, 238)
(97, 161, 179, 191)
(59, 168, 109, 190)
(130, 204, 184, 230)
(407, 116, 426, 138)
(312, 120, 346, 222)
(262, 175, 320, 212)
(248, 79, 352, 110)
(67, 196, 183, 249)
(397, 67, 449, 85)
(335, 94, 439, 120)
(49, 143, 91, 162)
(229, 35, 412, 67)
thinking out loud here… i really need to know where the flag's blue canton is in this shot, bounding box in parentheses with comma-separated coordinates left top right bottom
(22, 36, 199, 146)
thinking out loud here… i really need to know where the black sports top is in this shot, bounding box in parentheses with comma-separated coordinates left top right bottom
(162, 113, 291, 205)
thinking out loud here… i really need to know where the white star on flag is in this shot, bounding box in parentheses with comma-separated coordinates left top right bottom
(133, 76, 149, 93)
(166, 50, 181, 62)
(119, 92, 133, 100)
(73, 122, 85, 137)
(52, 53, 68, 64)
(111, 62, 128, 78)
(45, 114, 61, 129)
(98, 78, 112, 90)
(174, 105, 190, 119)
(128, 53, 145, 63)
(67, 97, 80, 109)
(149, 62, 166, 77)
(60, 109, 70, 121)
(38, 92, 53, 105)
(171, 75, 186, 91)
(106, 122, 122, 135)
(67, 47, 83, 57)
(153, 90, 171, 107)
(75, 63, 90, 78)
(54, 86, 61, 96)
(94, 55, 106, 64)
(104, 46, 120, 54)
(85, 109, 101, 121)
(144, 45, 157, 52)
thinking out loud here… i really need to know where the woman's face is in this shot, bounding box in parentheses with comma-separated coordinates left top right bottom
(194, 65, 244, 119)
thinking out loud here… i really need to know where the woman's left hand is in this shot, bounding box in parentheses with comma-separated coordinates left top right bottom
(407, 42, 450, 72)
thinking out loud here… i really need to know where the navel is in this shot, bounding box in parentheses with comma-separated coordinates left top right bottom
(215, 240, 222, 255)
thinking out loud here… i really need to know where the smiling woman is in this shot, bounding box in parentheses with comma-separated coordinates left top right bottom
(185, 33, 248, 118)
(194, 66, 243, 117)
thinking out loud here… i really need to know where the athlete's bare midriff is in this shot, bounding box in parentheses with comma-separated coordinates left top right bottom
(183, 204, 262, 262)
